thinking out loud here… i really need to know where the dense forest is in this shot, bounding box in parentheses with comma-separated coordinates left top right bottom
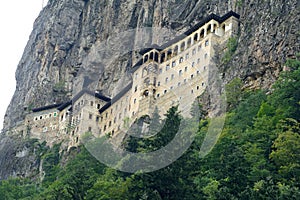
(0, 55, 299, 199)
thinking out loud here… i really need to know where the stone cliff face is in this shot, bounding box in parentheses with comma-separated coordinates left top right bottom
(3, 0, 300, 130)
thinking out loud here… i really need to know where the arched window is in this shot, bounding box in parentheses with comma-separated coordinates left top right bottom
(144, 54, 149, 63)
(213, 24, 218, 33)
(187, 38, 192, 48)
(161, 52, 166, 63)
(143, 90, 149, 97)
(179, 57, 184, 63)
(194, 33, 198, 42)
(167, 49, 172, 60)
(200, 29, 205, 39)
(150, 52, 154, 60)
(173, 45, 179, 56)
(180, 42, 185, 51)
(179, 70, 183, 76)
(207, 24, 212, 34)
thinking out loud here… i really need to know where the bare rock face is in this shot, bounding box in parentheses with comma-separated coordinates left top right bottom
(3, 0, 300, 131)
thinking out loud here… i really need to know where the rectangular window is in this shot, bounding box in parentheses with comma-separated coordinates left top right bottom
(185, 66, 188, 72)
(179, 57, 184, 63)
(88, 127, 92, 132)
(90, 101, 94, 106)
(179, 70, 183, 76)
(165, 77, 169, 83)
(166, 64, 170, 71)
(205, 40, 209, 46)
(172, 61, 176, 67)
(89, 114, 93, 119)
(171, 74, 174, 80)
(96, 116, 100, 122)
(159, 68, 163, 74)
(186, 53, 189, 59)
(192, 49, 196, 55)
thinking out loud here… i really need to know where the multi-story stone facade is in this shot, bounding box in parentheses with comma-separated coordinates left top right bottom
(15, 11, 239, 147)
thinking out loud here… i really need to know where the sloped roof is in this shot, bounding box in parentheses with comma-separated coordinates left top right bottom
(99, 82, 133, 114)
(139, 11, 240, 55)
(32, 103, 63, 113)
(32, 90, 111, 112)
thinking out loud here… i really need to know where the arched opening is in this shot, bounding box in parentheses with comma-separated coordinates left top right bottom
(143, 90, 149, 97)
(173, 45, 178, 56)
(167, 49, 172, 60)
(154, 52, 159, 62)
(200, 29, 205, 39)
(194, 33, 198, 42)
(144, 54, 149, 63)
(207, 24, 212, 35)
(161, 52, 166, 63)
(213, 24, 218, 33)
(150, 52, 154, 60)
(180, 42, 185, 52)
(187, 37, 192, 48)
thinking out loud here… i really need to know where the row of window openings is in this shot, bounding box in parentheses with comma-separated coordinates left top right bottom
(157, 68, 205, 86)
(75, 100, 102, 109)
(42, 125, 57, 132)
(144, 38, 210, 64)
(102, 111, 135, 132)
(100, 127, 120, 136)
(156, 83, 205, 98)
(101, 96, 130, 119)
(160, 54, 208, 74)
(34, 112, 57, 121)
